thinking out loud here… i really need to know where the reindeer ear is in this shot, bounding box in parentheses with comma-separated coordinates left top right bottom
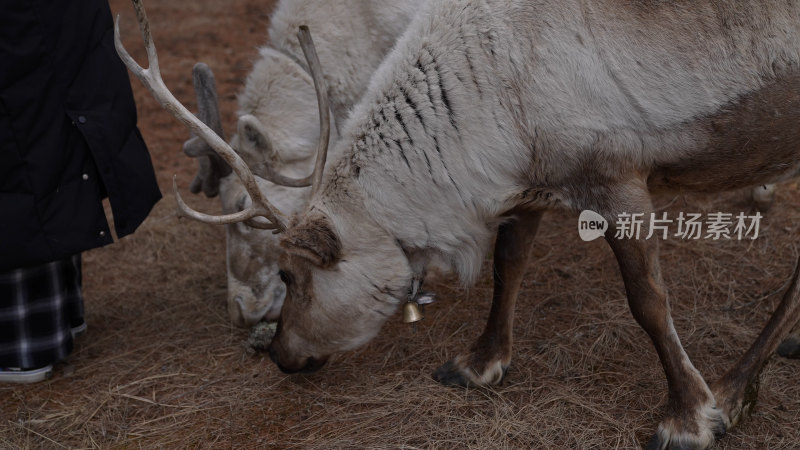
(281, 215, 342, 268)
(237, 114, 276, 164)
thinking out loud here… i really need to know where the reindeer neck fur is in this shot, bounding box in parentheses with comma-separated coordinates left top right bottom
(315, 0, 531, 285)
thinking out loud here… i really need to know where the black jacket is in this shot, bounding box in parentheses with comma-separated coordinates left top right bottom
(0, 1, 162, 271)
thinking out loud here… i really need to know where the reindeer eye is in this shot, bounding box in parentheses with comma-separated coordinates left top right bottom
(278, 270, 292, 285)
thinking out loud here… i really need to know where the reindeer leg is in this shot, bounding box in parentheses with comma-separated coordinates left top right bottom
(712, 256, 800, 430)
(605, 219, 724, 450)
(434, 209, 543, 387)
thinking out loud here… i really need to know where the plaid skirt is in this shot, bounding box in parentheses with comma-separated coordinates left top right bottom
(0, 255, 84, 369)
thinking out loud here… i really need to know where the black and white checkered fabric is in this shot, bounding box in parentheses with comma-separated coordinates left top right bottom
(0, 255, 84, 369)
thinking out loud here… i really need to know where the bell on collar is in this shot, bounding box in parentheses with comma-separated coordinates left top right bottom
(403, 301, 423, 323)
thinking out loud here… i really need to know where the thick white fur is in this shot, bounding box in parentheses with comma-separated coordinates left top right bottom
(268, 0, 422, 125)
(217, 0, 423, 326)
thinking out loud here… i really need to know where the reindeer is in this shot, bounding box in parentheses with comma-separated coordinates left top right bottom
(177, 0, 422, 326)
(117, 0, 800, 448)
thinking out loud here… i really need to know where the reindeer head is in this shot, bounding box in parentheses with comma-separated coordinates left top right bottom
(116, 0, 409, 368)
(174, 27, 328, 327)
(220, 177, 309, 327)
(267, 193, 413, 372)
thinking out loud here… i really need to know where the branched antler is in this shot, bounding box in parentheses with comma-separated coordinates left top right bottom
(183, 62, 232, 198)
(114, 0, 331, 231)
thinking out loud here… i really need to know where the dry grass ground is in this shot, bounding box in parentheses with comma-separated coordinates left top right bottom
(2, 1, 799, 448)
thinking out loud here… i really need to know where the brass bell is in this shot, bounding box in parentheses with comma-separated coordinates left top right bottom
(403, 301, 423, 323)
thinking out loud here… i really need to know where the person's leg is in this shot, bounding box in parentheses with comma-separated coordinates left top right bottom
(0, 255, 81, 383)
(65, 254, 86, 338)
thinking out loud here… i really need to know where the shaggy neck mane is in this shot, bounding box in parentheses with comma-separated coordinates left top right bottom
(318, 1, 527, 284)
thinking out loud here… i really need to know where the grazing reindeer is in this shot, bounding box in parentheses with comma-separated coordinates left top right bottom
(117, 0, 800, 448)
(177, 0, 422, 326)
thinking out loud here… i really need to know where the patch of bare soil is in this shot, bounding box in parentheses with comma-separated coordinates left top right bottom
(2, 1, 799, 448)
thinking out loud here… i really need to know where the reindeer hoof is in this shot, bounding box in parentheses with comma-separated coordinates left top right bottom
(777, 335, 800, 359)
(432, 360, 472, 387)
(433, 357, 509, 388)
(644, 404, 726, 450)
(645, 428, 725, 450)
(751, 184, 776, 212)
(645, 434, 707, 450)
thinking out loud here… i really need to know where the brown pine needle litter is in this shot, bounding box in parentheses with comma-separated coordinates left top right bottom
(2, 1, 800, 448)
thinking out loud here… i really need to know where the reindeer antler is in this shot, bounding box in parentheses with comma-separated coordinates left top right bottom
(229, 26, 332, 194)
(183, 62, 232, 198)
(114, 0, 331, 231)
